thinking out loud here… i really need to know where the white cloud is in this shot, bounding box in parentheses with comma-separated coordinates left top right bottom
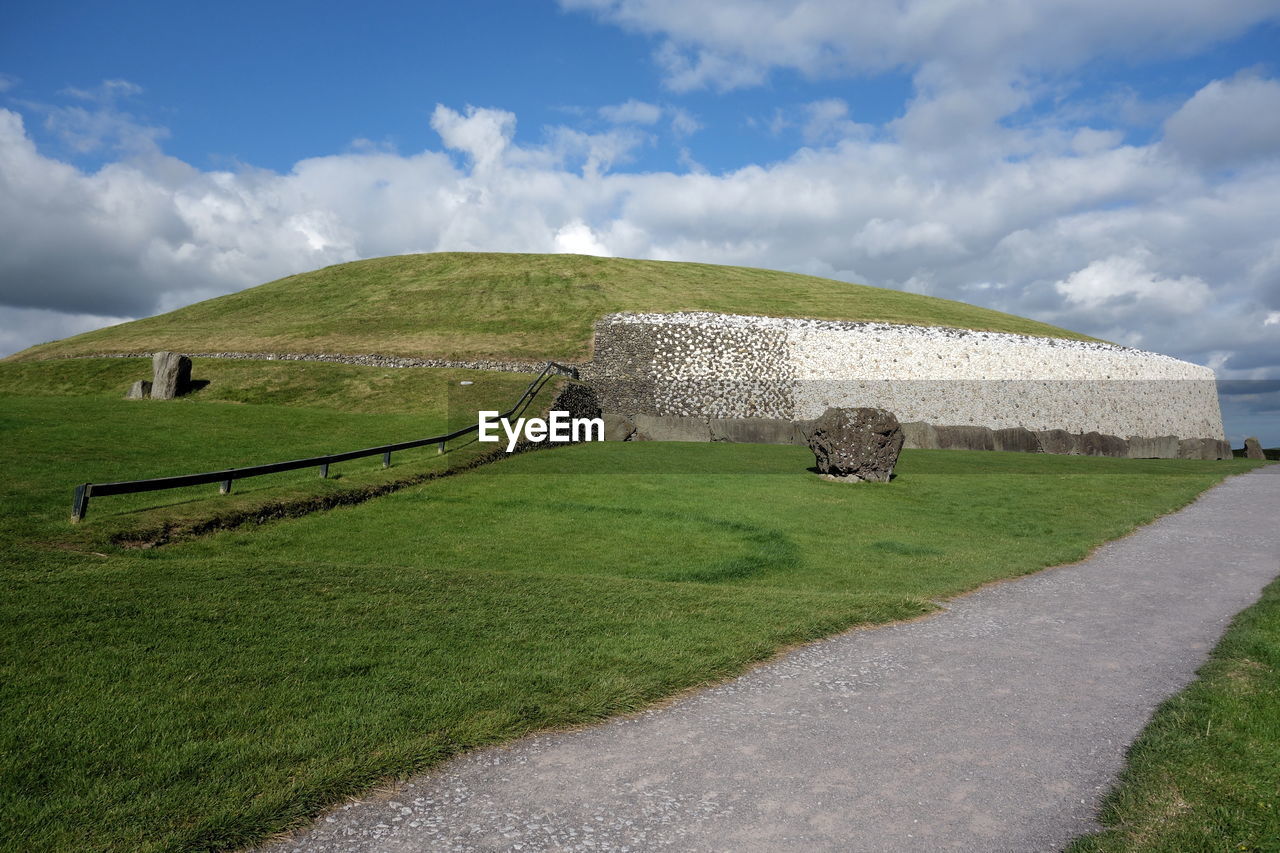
(429, 103, 516, 170)
(1054, 252, 1212, 313)
(554, 221, 611, 255)
(669, 107, 700, 137)
(1163, 72, 1280, 167)
(800, 98, 866, 145)
(561, 0, 1280, 92)
(599, 99, 662, 124)
(0, 73, 17, 93)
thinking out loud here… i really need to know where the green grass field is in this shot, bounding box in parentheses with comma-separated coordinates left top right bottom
(6, 253, 1097, 364)
(0, 357, 1263, 851)
(1069, 576, 1280, 852)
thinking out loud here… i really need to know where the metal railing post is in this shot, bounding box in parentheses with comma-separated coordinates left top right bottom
(319, 463, 329, 478)
(71, 484, 90, 523)
(382, 451, 391, 468)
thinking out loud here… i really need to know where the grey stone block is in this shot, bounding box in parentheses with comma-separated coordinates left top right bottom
(901, 421, 939, 450)
(151, 351, 192, 399)
(1035, 429, 1079, 455)
(709, 417, 804, 445)
(1127, 435, 1180, 459)
(124, 379, 151, 400)
(1245, 437, 1266, 460)
(601, 413, 637, 442)
(935, 425, 995, 452)
(1178, 438, 1224, 460)
(1080, 432, 1129, 457)
(632, 414, 713, 442)
(993, 427, 1041, 453)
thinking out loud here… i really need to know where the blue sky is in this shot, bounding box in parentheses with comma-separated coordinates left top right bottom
(1, 0, 1279, 442)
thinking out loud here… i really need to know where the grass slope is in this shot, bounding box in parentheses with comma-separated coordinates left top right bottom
(8, 253, 1096, 364)
(0, 363, 1261, 851)
(1069, 575, 1280, 852)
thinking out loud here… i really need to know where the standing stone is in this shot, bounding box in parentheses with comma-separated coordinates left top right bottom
(124, 379, 152, 400)
(803, 407, 903, 483)
(151, 352, 192, 400)
(1244, 437, 1266, 460)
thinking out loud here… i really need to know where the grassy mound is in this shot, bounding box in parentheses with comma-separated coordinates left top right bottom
(7, 252, 1096, 363)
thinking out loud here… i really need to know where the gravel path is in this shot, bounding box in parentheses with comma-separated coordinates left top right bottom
(266, 465, 1279, 853)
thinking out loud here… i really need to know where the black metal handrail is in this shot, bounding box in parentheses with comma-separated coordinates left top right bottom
(71, 361, 578, 522)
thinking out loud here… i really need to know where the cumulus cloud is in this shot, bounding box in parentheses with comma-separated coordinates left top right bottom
(599, 99, 662, 124)
(800, 99, 867, 145)
(561, 0, 1280, 92)
(1163, 72, 1280, 167)
(1055, 252, 1212, 314)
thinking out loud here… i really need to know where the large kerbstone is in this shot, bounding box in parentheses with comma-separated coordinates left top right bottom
(601, 413, 637, 442)
(994, 427, 1041, 453)
(709, 417, 805, 445)
(1244, 437, 1266, 460)
(151, 352, 192, 400)
(1035, 429, 1079, 455)
(1079, 432, 1129, 458)
(632, 414, 713, 442)
(1128, 435, 1180, 459)
(901, 421, 939, 450)
(802, 407, 903, 483)
(1178, 437, 1230, 460)
(124, 379, 151, 400)
(935, 424, 995, 452)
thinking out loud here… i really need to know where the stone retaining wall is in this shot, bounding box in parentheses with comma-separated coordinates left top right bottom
(582, 312, 1228, 455)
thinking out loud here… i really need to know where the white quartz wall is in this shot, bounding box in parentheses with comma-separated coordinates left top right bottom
(591, 312, 1226, 440)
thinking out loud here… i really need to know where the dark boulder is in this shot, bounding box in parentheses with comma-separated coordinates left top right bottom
(151, 352, 192, 400)
(802, 407, 903, 483)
